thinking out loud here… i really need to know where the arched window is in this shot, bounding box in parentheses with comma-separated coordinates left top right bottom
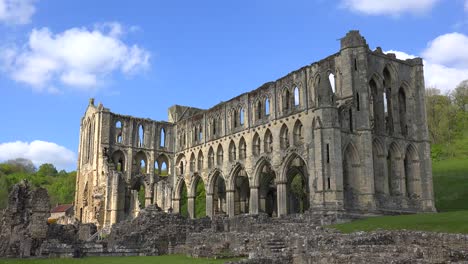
(229, 141, 236, 162)
(117, 134, 122, 143)
(398, 87, 407, 136)
(160, 128, 165, 147)
(198, 125, 203, 141)
(233, 110, 238, 128)
(190, 154, 195, 172)
(280, 124, 289, 148)
(160, 161, 168, 176)
(252, 133, 260, 156)
(208, 147, 215, 169)
(265, 98, 270, 116)
(138, 124, 144, 147)
(140, 159, 146, 174)
(197, 151, 204, 171)
(116, 121, 122, 128)
(294, 86, 300, 107)
(257, 101, 262, 120)
(217, 145, 224, 166)
(240, 108, 245, 126)
(264, 129, 273, 153)
(179, 161, 184, 175)
(293, 120, 303, 146)
(212, 118, 217, 136)
(328, 73, 335, 94)
(383, 67, 393, 134)
(283, 89, 290, 111)
(239, 137, 247, 160)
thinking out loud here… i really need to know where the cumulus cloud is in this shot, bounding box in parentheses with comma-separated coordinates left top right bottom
(0, 140, 76, 170)
(422, 33, 468, 68)
(0, 0, 36, 25)
(385, 32, 468, 93)
(340, 0, 440, 16)
(1, 23, 150, 92)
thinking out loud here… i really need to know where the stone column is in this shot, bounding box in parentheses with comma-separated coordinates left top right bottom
(188, 196, 195, 219)
(249, 186, 259, 214)
(109, 172, 119, 225)
(277, 181, 287, 217)
(206, 193, 213, 218)
(145, 184, 153, 208)
(173, 198, 180, 214)
(226, 190, 235, 217)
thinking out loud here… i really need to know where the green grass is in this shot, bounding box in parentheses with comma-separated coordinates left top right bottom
(331, 157, 468, 234)
(332, 210, 468, 234)
(433, 158, 468, 211)
(0, 255, 241, 264)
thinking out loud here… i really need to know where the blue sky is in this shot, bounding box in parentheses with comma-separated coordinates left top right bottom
(0, 0, 467, 171)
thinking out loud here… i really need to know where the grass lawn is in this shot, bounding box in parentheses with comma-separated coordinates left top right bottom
(332, 210, 468, 234)
(433, 158, 468, 211)
(0, 255, 242, 264)
(331, 158, 468, 234)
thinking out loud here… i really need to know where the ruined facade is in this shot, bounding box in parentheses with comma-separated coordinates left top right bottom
(75, 31, 435, 229)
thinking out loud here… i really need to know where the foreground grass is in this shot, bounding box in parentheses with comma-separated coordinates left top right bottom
(332, 210, 468, 234)
(433, 158, 468, 211)
(0, 255, 242, 264)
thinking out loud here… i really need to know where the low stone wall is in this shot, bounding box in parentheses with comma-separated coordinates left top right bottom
(1, 183, 467, 263)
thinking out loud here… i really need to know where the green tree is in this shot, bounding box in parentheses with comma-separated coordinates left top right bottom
(37, 163, 58, 177)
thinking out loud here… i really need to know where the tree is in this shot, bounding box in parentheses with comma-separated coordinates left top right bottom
(37, 163, 58, 177)
(452, 80, 468, 111)
(3, 158, 36, 173)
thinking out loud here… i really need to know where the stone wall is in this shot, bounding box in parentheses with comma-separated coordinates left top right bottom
(0, 181, 50, 257)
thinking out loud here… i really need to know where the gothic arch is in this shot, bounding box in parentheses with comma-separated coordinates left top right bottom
(388, 142, 404, 196)
(293, 119, 304, 146)
(404, 144, 422, 198)
(228, 140, 237, 162)
(264, 129, 273, 154)
(342, 142, 361, 210)
(280, 124, 290, 149)
(280, 153, 310, 214)
(134, 151, 148, 175)
(372, 138, 388, 196)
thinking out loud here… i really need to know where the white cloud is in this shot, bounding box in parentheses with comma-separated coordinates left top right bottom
(1, 23, 150, 92)
(340, 0, 439, 16)
(0, 0, 36, 25)
(385, 33, 468, 92)
(0, 140, 76, 170)
(422, 33, 468, 68)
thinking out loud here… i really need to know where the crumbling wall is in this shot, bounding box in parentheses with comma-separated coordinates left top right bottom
(0, 181, 50, 257)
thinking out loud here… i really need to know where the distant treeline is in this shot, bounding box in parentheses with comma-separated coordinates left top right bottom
(426, 80, 468, 160)
(0, 158, 75, 209)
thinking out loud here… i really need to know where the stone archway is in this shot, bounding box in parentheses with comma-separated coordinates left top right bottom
(283, 154, 309, 215)
(343, 143, 361, 210)
(229, 164, 250, 216)
(256, 160, 277, 217)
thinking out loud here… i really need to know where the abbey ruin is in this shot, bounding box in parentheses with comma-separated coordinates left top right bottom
(75, 31, 436, 229)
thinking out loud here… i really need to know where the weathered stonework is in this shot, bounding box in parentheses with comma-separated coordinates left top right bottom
(74, 30, 435, 229)
(0, 181, 50, 257)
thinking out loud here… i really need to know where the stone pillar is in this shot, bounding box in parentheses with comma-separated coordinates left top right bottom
(249, 186, 259, 214)
(145, 184, 153, 208)
(173, 198, 180, 214)
(206, 193, 214, 218)
(110, 172, 119, 225)
(277, 181, 287, 217)
(226, 190, 235, 217)
(188, 196, 195, 219)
